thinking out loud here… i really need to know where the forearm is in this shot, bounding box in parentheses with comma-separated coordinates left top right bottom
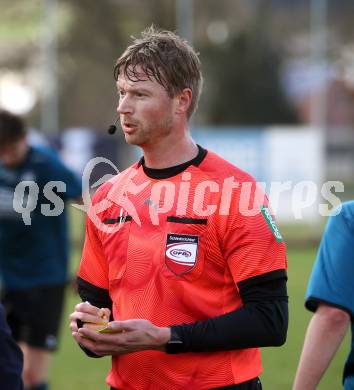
(170, 299, 288, 353)
(168, 272, 288, 353)
(293, 305, 350, 390)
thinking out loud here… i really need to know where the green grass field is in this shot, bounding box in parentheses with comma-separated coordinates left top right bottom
(49, 240, 349, 389)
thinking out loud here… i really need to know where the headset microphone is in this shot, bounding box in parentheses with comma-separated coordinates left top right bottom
(107, 117, 119, 135)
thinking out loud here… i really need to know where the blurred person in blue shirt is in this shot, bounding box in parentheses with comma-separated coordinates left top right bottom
(293, 201, 354, 390)
(0, 109, 82, 390)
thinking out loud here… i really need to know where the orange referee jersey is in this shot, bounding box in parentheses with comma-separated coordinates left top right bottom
(78, 148, 287, 390)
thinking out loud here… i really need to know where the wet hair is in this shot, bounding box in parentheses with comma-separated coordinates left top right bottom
(0, 109, 26, 146)
(114, 25, 203, 118)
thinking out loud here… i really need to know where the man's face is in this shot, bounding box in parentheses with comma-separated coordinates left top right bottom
(0, 137, 28, 168)
(117, 67, 177, 147)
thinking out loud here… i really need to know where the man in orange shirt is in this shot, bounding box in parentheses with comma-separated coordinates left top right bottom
(69, 26, 288, 390)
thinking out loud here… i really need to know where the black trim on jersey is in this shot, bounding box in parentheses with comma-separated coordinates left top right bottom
(76, 277, 113, 358)
(103, 215, 132, 225)
(238, 269, 287, 290)
(77, 277, 112, 311)
(167, 216, 208, 225)
(139, 144, 207, 179)
(167, 269, 288, 353)
(305, 297, 354, 318)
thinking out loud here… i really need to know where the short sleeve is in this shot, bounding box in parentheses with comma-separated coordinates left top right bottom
(77, 213, 109, 290)
(222, 180, 287, 284)
(306, 202, 354, 316)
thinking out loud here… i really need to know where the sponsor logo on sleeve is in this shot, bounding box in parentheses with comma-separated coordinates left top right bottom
(260, 205, 283, 242)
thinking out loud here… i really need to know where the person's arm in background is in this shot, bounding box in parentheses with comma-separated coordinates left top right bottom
(44, 147, 83, 290)
(39, 145, 82, 198)
(293, 303, 350, 390)
(293, 201, 354, 390)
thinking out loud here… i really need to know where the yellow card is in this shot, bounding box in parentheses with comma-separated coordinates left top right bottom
(98, 325, 117, 333)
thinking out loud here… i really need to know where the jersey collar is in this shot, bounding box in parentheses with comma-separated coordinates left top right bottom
(138, 144, 207, 179)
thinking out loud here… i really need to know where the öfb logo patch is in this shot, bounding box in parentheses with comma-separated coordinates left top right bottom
(165, 233, 198, 276)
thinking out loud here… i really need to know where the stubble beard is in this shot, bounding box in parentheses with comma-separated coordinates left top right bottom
(125, 114, 174, 148)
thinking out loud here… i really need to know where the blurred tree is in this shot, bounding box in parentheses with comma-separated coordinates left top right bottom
(58, 0, 176, 130)
(58, 0, 124, 130)
(4, 0, 354, 130)
(200, 3, 298, 126)
(0, 0, 41, 46)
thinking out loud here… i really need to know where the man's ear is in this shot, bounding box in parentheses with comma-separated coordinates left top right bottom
(175, 88, 192, 116)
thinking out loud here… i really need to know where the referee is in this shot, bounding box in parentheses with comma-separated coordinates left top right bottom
(70, 26, 288, 390)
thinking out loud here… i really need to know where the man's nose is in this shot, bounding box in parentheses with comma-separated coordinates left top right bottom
(117, 95, 133, 115)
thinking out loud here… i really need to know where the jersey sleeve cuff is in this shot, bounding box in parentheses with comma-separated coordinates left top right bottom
(305, 296, 354, 318)
(237, 269, 287, 290)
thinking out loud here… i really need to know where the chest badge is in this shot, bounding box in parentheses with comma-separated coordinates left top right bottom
(165, 233, 198, 276)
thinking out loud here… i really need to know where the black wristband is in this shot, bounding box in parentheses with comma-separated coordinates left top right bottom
(165, 327, 185, 354)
